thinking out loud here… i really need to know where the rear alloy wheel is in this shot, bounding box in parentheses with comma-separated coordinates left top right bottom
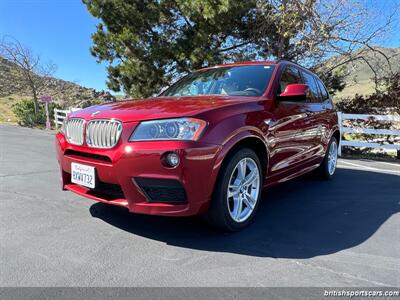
(205, 148, 262, 231)
(317, 136, 338, 180)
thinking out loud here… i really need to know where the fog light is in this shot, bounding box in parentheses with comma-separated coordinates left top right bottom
(165, 152, 180, 167)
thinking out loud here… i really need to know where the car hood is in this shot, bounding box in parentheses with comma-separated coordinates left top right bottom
(69, 95, 253, 122)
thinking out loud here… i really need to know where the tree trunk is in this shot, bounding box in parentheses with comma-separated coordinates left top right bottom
(32, 89, 39, 115)
(28, 78, 39, 115)
(25, 70, 40, 115)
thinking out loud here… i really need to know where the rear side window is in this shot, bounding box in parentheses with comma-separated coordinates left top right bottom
(301, 71, 320, 103)
(315, 78, 329, 101)
(278, 66, 303, 94)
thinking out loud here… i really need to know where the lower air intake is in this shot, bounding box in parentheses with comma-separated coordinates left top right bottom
(134, 177, 187, 204)
(88, 181, 125, 200)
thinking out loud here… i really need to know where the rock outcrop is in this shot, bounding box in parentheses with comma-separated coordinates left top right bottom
(0, 57, 116, 107)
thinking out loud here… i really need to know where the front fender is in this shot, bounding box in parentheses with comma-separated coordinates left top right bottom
(200, 128, 268, 214)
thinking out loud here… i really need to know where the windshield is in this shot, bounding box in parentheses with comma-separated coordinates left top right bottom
(162, 65, 275, 97)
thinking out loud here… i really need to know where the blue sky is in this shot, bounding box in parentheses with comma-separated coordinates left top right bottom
(0, 0, 399, 94)
(0, 0, 109, 91)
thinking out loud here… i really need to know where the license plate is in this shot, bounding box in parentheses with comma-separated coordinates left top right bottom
(71, 162, 96, 189)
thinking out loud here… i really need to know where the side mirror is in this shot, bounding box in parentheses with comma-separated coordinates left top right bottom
(278, 84, 309, 102)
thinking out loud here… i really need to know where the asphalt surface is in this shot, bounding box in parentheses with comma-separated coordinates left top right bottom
(0, 124, 399, 287)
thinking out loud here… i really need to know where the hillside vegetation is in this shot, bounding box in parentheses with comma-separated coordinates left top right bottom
(332, 47, 400, 100)
(0, 95, 22, 123)
(0, 57, 116, 108)
(0, 46, 399, 124)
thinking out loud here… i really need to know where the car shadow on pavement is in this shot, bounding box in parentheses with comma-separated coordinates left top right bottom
(89, 168, 399, 258)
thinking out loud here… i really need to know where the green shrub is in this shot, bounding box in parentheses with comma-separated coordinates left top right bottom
(12, 99, 61, 128)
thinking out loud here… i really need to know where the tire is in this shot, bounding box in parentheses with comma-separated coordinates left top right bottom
(204, 148, 263, 232)
(316, 136, 338, 180)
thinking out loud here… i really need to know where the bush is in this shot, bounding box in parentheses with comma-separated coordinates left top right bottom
(12, 99, 61, 128)
(81, 98, 105, 108)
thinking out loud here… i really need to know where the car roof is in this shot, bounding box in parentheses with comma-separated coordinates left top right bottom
(196, 61, 277, 72)
(195, 59, 314, 73)
(193, 60, 321, 81)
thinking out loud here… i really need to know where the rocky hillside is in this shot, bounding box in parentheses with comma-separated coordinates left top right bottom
(1, 46, 399, 106)
(0, 57, 116, 108)
(330, 47, 400, 100)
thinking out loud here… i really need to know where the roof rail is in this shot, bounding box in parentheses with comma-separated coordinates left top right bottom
(276, 59, 304, 68)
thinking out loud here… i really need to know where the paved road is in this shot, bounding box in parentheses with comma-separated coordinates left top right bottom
(0, 124, 399, 287)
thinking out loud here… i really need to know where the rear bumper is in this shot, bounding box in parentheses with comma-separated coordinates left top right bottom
(55, 132, 222, 216)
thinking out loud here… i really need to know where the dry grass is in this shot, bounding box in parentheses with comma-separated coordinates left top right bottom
(333, 79, 376, 102)
(0, 95, 29, 124)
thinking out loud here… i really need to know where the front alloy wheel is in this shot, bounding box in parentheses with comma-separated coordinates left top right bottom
(205, 148, 263, 231)
(227, 158, 260, 223)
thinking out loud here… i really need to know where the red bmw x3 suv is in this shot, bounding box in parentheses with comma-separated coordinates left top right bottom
(56, 60, 339, 231)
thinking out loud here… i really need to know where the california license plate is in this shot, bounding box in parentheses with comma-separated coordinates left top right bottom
(71, 162, 96, 189)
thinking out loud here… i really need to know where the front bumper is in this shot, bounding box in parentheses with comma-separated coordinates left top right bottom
(55, 125, 221, 217)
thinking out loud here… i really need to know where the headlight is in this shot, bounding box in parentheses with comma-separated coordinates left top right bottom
(129, 118, 207, 141)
